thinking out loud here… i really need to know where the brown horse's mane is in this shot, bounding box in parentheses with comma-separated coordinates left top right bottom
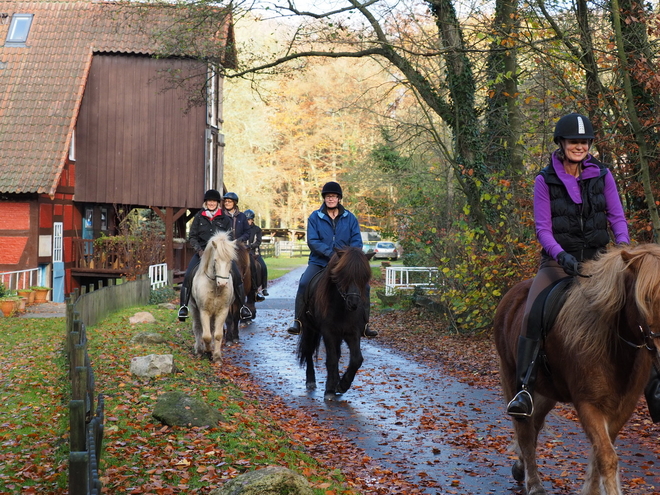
(200, 231, 237, 275)
(315, 247, 372, 319)
(558, 243, 660, 360)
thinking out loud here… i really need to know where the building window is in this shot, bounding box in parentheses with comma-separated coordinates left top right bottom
(53, 222, 63, 263)
(5, 14, 33, 46)
(100, 207, 108, 231)
(68, 129, 76, 161)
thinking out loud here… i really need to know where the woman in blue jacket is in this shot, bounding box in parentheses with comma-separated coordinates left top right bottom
(286, 181, 378, 337)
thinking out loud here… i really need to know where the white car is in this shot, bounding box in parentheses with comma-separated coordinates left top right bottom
(373, 241, 399, 260)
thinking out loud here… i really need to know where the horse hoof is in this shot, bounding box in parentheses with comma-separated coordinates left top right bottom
(306, 382, 316, 391)
(324, 392, 339, 401)
(512, 460, 524, 482)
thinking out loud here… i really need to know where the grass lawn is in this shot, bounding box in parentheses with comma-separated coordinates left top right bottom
(262, 256, 307, 282)
(0, 305, 360, 494)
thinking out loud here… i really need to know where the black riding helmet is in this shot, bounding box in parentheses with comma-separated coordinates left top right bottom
(204, 189, 222, 202)
(244, 209, 255, 220)
(321, 181, 343, 199)
(223, 192, 239, 203)
(553, 113, 595, 144)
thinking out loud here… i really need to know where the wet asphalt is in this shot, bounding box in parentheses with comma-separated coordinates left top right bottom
(224, 267, 660, 494)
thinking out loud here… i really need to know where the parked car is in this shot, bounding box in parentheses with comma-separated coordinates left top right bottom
(362, 242, 376, 254)
(373, 241, 399, 260)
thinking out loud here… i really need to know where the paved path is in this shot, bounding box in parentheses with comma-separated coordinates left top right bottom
(19, 301, 66, 318)
(224, 267, 660, 495)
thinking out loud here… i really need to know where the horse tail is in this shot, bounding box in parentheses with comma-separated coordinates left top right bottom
(297, 322, 322, 367)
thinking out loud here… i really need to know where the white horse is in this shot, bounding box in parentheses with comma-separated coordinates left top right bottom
(190, 231, 236, 363)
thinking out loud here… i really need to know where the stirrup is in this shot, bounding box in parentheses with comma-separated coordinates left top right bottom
(363, 324, 378, 337)
(506, 389, 534, 419)
(240, 305, 253, 319)
(177, 305, 189, 321)
(287, 319, 302, 335)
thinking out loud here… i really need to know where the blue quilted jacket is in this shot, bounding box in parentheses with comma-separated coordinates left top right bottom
(307, 204, 362, 267)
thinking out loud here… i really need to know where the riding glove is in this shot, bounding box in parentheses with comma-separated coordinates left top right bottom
(557, 251, 580, 276)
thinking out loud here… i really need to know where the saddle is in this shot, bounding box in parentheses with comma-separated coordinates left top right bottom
(527, 276, 574, 341)
(527, 276, 574, 376)
(302, 267, 327, 319)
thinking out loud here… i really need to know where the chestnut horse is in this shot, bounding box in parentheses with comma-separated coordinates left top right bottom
(495, 244, 660, 495)
(297, 247, 373, 400)
(190, 232, 236, 363)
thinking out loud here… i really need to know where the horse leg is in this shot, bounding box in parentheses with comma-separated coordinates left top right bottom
(211, 309, 229, 363)
(191, 310, 204, 356)
(225, 309, 239, 344)
(337, 335, 363, 394)
(323, 337, 342, 400)
(199, 310, 213, 353)
(576, 403, 622, 495)
(512, 395, 554, 495)
(304, 351, 316, 391)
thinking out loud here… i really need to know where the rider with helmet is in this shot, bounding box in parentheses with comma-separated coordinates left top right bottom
(506, 113, 630, 419)
(244, 209, 269, 299)
(222, 192, 250, 243)
(286, 181, 378, 338)
(177, 189, 252, 323)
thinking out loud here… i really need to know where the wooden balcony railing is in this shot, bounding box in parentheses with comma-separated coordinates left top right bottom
(71, 238, 129, 274)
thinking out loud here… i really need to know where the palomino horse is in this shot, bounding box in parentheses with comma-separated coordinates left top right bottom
(495, 244, 660, 495)
(190, 232, 236, 363)
(297, 247, 373, 400)
(224, 240, 252, 344)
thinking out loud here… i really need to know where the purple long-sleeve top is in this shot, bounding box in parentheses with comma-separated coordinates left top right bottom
(534, 151, 630, 261)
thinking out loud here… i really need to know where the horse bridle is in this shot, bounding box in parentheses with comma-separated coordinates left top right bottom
(205, 260, 230, 284)
(337, 285, 362, 303)
(619, 322, 660, 351)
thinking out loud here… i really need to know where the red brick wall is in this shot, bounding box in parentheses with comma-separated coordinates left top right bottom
(0, 202, 31, 266)
(0, 203, 29, 230)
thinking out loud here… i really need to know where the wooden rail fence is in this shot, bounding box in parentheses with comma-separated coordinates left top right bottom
(65, 276, 151, 494)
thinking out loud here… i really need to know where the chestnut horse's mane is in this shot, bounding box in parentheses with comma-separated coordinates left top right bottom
(558, 243, 660, 360)
(314, 247, 372, 319)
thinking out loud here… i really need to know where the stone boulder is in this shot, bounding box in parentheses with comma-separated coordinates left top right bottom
(129, 312, 156, 324)
(130, 354, 173, 378)
(152, 391, 221, 427)
(209, 466, 313, 495)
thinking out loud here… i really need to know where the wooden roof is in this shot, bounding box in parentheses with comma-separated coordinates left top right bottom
(0, 0, 236, 196)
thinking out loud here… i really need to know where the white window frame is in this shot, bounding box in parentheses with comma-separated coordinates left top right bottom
(53, 222, 63, 263)
(5, 14, 33, 46)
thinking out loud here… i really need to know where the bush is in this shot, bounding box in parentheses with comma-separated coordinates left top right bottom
(149, 286, 178, 305)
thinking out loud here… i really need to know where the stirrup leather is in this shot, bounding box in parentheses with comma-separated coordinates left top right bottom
(506, 389, 534, 418)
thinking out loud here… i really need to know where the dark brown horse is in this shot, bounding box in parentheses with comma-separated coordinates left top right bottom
(297, 247, 373, 400)
(495, 244, 660, 495)
(224, 241, 252, 344)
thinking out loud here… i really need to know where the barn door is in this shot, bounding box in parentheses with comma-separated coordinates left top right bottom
(52, 222, 64, 302)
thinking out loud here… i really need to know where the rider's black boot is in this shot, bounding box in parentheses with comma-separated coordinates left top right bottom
(362, 301, 378, 337)
(287, 290, 303, 335)
(262, 288, 269, 296)
(506, 336, 540, 420)
(231, 261, 253, 320)
(178, 285, 190, 322)
(645, 365, 660, 423)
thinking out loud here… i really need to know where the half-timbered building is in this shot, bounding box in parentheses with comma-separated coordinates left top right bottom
(0, 0, 236, 301)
